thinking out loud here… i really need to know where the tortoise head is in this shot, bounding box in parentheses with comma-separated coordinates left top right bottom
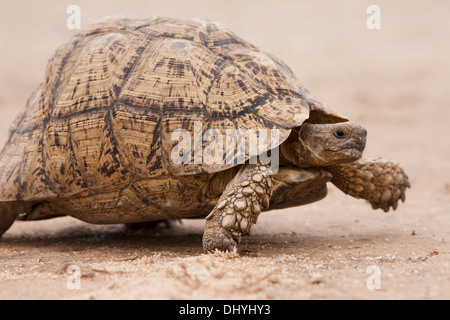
(280, 121, 367, 167)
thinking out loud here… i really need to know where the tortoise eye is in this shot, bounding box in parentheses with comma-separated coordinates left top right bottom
(334, 129, 346, 138)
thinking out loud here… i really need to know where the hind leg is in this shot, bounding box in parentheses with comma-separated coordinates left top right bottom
(0, 202, 26, 238)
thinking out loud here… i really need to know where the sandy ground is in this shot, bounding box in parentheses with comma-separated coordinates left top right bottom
(0, 0, 449, 300)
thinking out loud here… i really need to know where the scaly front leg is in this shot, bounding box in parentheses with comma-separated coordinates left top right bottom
(202, 163, 273, 253)
(325, 158, 410, 212)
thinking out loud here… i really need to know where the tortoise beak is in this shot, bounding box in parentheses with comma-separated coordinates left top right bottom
(354, 127, 367, 151)
(339, 125, 366, 159)
(346, 139, 366, 156)
(350, 136, 366, 153)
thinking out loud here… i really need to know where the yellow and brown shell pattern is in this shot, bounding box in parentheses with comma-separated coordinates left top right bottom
(0, 17, 345, 221)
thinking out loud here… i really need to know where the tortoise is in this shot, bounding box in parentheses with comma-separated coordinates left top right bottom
(0, 17, 410, 252)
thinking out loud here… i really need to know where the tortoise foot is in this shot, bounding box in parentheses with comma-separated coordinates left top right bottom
(202, 223, 240, 253)
(202, 163, 273, 253)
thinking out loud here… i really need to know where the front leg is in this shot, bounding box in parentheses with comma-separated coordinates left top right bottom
(325, 158, 410, 212)
(202, 163, 273, 253)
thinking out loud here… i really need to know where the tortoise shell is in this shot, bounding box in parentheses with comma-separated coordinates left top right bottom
(0, 16, 347, 204)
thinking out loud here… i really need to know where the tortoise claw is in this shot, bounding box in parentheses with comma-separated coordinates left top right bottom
(203, 224, 240, 253)
(392, 200, 398, 211)
(363, 159, 410, 212)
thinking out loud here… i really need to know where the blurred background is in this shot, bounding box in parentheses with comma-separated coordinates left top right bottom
(0, 0, 449, 299)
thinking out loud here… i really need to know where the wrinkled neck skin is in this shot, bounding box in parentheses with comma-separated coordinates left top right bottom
(280, 122, 367, 168)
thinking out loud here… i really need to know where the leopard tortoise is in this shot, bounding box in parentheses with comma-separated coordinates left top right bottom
(0, 17, 410, 252)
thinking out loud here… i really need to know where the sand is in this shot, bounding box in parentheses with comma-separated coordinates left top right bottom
(0, 0, 449, 300)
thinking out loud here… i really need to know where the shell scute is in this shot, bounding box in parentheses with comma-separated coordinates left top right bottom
(0, 17, 346, 202)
